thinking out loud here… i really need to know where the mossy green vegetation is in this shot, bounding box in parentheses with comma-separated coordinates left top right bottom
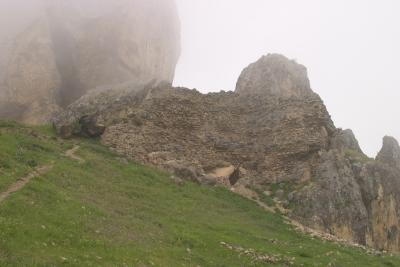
(0, 121, 399, 266)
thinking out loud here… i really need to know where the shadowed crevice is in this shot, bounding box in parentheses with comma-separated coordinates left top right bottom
(47, 14, 84, 108)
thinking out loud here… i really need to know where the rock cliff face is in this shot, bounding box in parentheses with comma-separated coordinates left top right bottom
(54, 54, 400, 252)
(0, 0, 180, 124)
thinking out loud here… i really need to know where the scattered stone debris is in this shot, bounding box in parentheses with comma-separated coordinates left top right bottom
(289, 220, 387, 256)
(78, 115, 106, 138)
(220, 241, 295, 265)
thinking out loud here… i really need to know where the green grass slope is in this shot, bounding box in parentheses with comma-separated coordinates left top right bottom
(0, 121, 399, 267)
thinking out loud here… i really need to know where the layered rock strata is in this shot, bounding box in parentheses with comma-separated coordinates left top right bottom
(54, 54, 400, 252)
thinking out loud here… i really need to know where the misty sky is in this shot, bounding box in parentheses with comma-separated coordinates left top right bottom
(173, 0, 400, 157)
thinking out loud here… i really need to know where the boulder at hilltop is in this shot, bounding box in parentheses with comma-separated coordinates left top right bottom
(235, 54, 314, 97)
(0, 0, 180, 124)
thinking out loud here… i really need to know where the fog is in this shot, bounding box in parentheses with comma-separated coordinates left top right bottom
(0, 0, 180, 113)
(0, 0, 398, 156)
(174, 0, 400, 157)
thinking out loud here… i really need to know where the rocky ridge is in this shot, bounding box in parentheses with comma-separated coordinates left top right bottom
(54, 53, 400, 252)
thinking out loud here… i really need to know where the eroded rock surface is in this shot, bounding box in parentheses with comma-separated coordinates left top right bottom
(236, 54, 313, 97)
(0, 0, 180, 124)
(376, 136, 400, 169)
(54, 54, 400, 252)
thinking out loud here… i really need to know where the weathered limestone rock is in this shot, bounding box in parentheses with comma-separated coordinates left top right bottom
(290, 134, 400, 252)
(55, 54, 335, 187)
(54, 82, 334, 186)
(0, 0, 61, 124)
(53, 54, 400, 252)
(0, 0, 180, 124)
(236, 54, 314, 97)
(376, 136, 400, 170)
(330, 129, 363, 153)
(357, 162, 400, 251)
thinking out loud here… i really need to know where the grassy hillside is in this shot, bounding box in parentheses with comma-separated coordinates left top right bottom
(0, 121, 399, 267)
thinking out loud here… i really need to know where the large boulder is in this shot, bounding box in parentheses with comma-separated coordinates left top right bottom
(235, 54, 314, 97)
(0, 0, 180, 124)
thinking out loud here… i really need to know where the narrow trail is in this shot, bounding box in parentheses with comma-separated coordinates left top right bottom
(0, 145, 84, 205)
(65, 145, 85, 163)
(231, 185, 275, 213)
(0, 165, 53, 204)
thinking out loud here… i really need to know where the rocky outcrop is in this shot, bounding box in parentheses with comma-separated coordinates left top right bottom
(54, 54, 335, 186)
(291, 135, 400, 251)
(0, 0, 180, 124)
(54, 54, 400, 252)
(236, 54, 313, 97)
(0, 1, 61, 124)
(55, 53, 333, 187)
(376, 136, 400, 170)
(330, 129, 363, 153)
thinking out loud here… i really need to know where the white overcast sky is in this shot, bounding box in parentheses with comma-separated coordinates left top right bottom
(173, 0, 400, 157)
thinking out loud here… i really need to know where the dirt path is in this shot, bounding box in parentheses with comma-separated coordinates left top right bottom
(0, 165, 52, 204)
(231, 185, 276, 213)
(65, 145, 85, 163)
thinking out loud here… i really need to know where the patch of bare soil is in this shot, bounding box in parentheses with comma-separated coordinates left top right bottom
(65, 145, 85, 163)
(208, 166, 235, 178)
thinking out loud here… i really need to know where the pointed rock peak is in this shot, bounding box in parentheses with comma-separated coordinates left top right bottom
(235, 54, 314, 97)
(332, 129, 363, 153)
(376, 136, 400, 169)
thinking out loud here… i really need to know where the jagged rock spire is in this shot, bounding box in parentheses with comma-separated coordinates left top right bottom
(376, 136, 400, 169)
